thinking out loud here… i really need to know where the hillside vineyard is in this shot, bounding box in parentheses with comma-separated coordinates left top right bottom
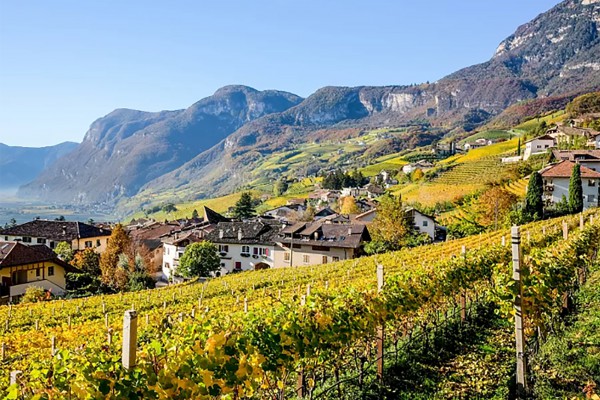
(1, 210, 598, 397)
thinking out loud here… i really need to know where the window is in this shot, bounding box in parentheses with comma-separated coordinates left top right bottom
(164, 263, 170, 270)
(96, 239, 101, 247)
(85, 241, 93, 248)
(241, 245, 250, 254)
(165, 247, 169, 255)
(36, 238, 46, 244)
(22, 237, 32, 243)
(332, 256, 340, 262)
(48, 266, 54, 276)
(50, 241, 55, 249)
(422, 220, 428, 227)
(322, 256, 328, 264)
(292, 244, 302, 249)
(3, 236, 7, 241)
(259, 247, 269, 256)
(235, 262, 242, 270)
(218, 245, 229, 253)
(312, 245, 330, 251)
(36, 268, 40, 277)
(284, 252, 290, 261)
(253, 247, 258, 255)
(178, 252, 184, 259)
(303, 255, 310, 263)
(588, 180, 596, 187)
(589, 195, 596, 203)
(536, 145, 542, 149)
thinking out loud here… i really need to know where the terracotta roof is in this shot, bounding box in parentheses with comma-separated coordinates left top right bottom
(0, 241, 75, 271)
(526, 134, 555, 143)
(540, 160, 600, 178)
(0, 220, 111, 242)
(551, 150, 600, 161)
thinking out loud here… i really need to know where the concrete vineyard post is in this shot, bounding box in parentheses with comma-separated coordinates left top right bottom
(122, 310, 138, 370)
(563, 221, 568, 240)
(51, 336, 56, 356)
(511, 226, 527, 397)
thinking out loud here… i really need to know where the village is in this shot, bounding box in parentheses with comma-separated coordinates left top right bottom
(2, 119, 599, 304)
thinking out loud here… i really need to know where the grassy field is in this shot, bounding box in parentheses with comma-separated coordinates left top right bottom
(458, 129, 514, 144)
(514, 110, 567, 131)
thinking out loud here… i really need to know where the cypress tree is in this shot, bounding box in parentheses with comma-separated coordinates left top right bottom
(517, 138, 521, 156)
(233, 192, 256, 220)
(524, 171, 544, 220)
(568, 163, 583, 213)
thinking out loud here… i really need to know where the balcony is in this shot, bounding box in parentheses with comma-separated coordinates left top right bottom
(9, 279, 67, 298)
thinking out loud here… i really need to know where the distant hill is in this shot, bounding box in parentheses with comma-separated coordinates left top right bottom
(19, 86, 303, 204)
(19, 0, 600, 208)
(0, 141, 78, 192)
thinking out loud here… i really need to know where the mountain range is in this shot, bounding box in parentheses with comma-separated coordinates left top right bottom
(0, 141, 78, 193)
(17, 0, 600, 209)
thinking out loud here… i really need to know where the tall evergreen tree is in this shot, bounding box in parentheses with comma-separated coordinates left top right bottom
(568, 163, 583, 213)
(524, 171, 544, 220)
(517, 137, 521, 156)
(233, 192, 256, 220)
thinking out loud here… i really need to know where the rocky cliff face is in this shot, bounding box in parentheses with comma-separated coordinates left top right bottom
(18, 86, 302, 204)
(21, 0, 600, 207)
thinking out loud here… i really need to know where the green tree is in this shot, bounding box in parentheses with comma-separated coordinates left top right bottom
(178, 241, 221, 278)
(233, 192, 256, 220)
(66, 248, 104, 297)
(568, 163, 583, 213)
(524, 172, 544, 220)
(273, 178, 289, 196)
(54, 241, 74, 262)
(367, 194, 413, 252)
(191, 209, 199, 219)
(54, 215, 65, 221)
(517, 137, 521, 156)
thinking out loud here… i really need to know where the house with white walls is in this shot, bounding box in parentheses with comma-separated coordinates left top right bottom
(540, 160, 600, 210)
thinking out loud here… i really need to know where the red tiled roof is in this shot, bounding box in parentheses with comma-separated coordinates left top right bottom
(540, 160, 600, 178)
(0, 241, 75, 271)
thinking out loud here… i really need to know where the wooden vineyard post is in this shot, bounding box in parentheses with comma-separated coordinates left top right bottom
(377, 264, 385, 384)
(244, 298, 248, 313)
(51, 336, 56, 356)
(580, 213, 584, 230)
(460, 246, 467, 321)
(1, 342, 5, 360)
(511, 226, 527, 397)
(122, 310, 138, 370)
(501, 235, 506, 247)
(562, 221, 568, 240)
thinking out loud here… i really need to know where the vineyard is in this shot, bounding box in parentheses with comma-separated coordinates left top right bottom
(1, 210, 599, 399)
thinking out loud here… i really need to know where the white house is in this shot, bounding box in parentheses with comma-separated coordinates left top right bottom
(274, 222, 370, 268)
(204, 220, 281, 274)
(523, 134, 555, 160)
(590, 132, 600, 149)
(402, 160, 434, 175)
(540, 160, 600, 210)
(161, 232, 203, 281)
(405, 208, 437, 240)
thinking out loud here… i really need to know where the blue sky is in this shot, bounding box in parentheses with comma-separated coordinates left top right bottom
(0, 0, 559, 147)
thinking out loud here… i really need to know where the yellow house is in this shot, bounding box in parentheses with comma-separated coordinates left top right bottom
(0, 220, 112, 253)
(0, 241, 76, 302)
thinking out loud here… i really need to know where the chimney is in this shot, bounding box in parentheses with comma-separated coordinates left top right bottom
(348, 227, 352, 235)
(62, 226, 67, 236)
(219, 229, 224, 239)
(313, 231, 319, 240)
(238, 228, 243, 240)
